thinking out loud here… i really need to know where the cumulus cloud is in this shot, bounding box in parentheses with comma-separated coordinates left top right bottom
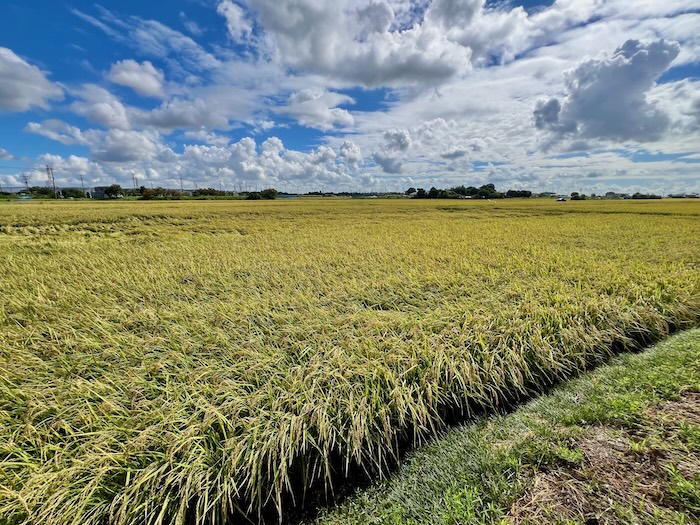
(108, 59, 164, 97)
(26, 119, 90, 145)
(0, 47, 63, 111)
(372, 152, 402, 173)
(426, 0, 482, 28)
(27, 119, 164, 165)
(37, 154, 102, 183)
(440, 147, 467, 159)
(367, 127, 415, 174)
(356, 2, 394, 39)
(133, 98, 228, 131)
(243, 0, 473, 86)
(339, 141, 362, 165)
(693, 97, 700, 125)
(261, 136, 284, 155)
(383, 128, 412, 151)
(534, 98, 573, 133)
(91, 129, 161, 162)
(535, 39, 681, 146)
(283, 88, 354, 130)
(182, 129, 231, 146)
(72, 85, 130, 130)
(175, 136, 361, 188)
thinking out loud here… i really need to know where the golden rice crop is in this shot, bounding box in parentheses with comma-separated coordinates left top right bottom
(0, 198, 698, 524)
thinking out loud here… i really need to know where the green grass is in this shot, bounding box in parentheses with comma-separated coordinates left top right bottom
(310, 329, 700, 525)
(0, 198, 698, 524)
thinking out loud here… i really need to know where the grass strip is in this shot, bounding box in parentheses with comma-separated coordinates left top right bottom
(310, 328, 700, 525)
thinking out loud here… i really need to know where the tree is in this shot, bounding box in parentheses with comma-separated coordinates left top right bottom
(62, 188, 85, 198)
(405, 187, 416, 195)
(415, 188, 427, 199)
(140, 188, 160, 200)
(27, 186, 53, 197)
(105, 184, 123, 198)
(506, 189, 532, 198)
(478, 186, 494, 198)
(193, 188, 229, 197)
(259, 188, 278, 200)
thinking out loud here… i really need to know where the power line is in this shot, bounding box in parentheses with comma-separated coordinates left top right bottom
(0, 165, 34, 170)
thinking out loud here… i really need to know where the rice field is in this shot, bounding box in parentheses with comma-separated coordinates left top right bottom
(0, 198, 698, 524)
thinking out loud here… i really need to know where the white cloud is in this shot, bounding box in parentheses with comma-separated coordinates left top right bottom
(244, 0, 473, 86)
(26, 119, 90, 145)
(339, 141, 362, 165)
(425, 0, 482, 28)
(217, 0, 253, 42)
(440, 147, 467, 159)
(535, 39, 681, 147)
(179, 11, 205, 36)
(108, 59, 165, 98)
(173, 136, 363, 189)
(383, 128, 412, 151)
(71, 85, 131, 130)
(91, 129, 161, 163)
(133, 98, 228, 131)
(73, 8, 220, 74)
(0, 47, 63, 111)
(356, 2, 395, 38)
(372, 152, 402, 173)
(182, 129, 231, 146)
(0, 148, 15, 160)
(283, 88, 355, 130)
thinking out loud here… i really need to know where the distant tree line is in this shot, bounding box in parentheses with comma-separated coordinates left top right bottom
(406, 184, 532, 199)
(8, 186, 88, 199)
(245, 188, 279, 200)
(631, 192, 662, 199)
(138, 186, 278, 200)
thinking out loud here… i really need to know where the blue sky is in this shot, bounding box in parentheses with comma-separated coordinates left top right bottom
(0, 0, 699, 194)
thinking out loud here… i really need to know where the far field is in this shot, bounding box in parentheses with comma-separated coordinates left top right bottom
(0, 198, 698, 524)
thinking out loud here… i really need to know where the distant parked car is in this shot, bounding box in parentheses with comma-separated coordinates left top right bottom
(556, 197, 566, 202)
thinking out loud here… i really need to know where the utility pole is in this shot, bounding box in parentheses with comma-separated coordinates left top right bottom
(179, 175, 184, 193)
(132, 174, 138, 191)
(22, 173, 29, 191)
(46, 165, 57, 198)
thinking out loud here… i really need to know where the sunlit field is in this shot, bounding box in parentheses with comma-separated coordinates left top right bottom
(1, 198, 698, 524)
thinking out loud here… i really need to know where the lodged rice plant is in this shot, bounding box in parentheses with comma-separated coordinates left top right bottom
(0, 198, 698, 524)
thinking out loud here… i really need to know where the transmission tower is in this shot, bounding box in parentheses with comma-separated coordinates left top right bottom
(46, 165, 57, 198)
